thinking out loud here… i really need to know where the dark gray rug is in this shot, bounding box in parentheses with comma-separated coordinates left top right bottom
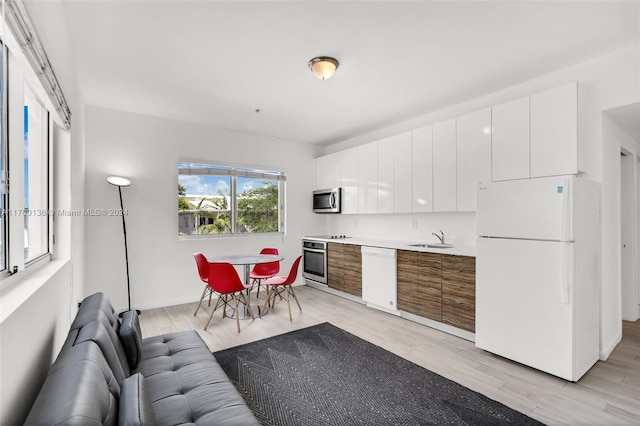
(213, 322, 544, 426)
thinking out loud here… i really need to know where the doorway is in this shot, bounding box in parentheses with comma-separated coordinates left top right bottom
(621, 148, 638, 321)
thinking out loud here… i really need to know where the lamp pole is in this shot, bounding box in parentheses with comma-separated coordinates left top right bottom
(107, 176, 139, 316)
(116, 185, 134, 313)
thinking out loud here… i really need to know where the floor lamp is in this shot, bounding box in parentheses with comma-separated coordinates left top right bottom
(107, 176, 140, 316)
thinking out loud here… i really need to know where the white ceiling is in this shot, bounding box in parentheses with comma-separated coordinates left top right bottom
(26, 1, 640, 145)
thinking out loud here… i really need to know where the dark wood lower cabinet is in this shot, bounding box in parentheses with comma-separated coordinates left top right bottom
(327, 242, 362, 297)
(397, 250, 419, 315)
(327, 242, 344, 292)
(342, 244, 362, 297)
(417, 252, 442, 322)
(396, 250, 475, 333)
(441, 255, 476, 333)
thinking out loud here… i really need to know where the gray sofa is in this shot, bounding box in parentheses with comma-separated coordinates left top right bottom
(24, 292, 259, 425)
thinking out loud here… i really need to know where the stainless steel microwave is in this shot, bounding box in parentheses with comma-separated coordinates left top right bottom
(313, 188, 341, 213)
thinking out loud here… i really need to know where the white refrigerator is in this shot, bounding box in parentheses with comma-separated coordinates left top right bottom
(476, 175, 600, 381)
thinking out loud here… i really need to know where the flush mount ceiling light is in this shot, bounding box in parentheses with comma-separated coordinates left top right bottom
(308, 56, 339, 80)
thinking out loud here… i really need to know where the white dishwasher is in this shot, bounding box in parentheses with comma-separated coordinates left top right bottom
(361, 246, 398, 314)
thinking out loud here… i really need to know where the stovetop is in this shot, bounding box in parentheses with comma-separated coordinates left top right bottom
(307, 235, 352, 239)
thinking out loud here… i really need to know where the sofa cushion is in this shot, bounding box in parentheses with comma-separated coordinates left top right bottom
(135, 330, 260, 426)
(72, 319, 131, 383)
(119, 373, 157, 426)
(119, 310, 143, 369)
(24, 341, 120, 426)
(72, 292, 120, 332)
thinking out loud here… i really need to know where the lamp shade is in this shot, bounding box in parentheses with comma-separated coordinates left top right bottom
(308, 56, 339, 80)
(107, 176, 131, 187)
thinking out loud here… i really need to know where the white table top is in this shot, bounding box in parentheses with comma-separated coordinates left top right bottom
(208, 254, 283, 265)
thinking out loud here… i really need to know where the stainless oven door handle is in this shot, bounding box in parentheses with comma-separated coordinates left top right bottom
(303, 248, 326, 254)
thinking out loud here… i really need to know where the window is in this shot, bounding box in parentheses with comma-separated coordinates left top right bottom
(0, 42, 52, 279)
(0, 41, 5, 271)
(178, 162, 285, 237)
(23, 85, 49, 262)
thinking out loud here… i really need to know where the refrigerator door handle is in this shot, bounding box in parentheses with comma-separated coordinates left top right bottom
(561, 177, 572, 241)
(562, 243, 573, 305)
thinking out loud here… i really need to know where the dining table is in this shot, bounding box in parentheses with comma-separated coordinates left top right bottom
(208, 253, 284, 319)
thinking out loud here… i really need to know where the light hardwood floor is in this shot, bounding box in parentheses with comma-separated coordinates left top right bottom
(139, 286, 640, 425)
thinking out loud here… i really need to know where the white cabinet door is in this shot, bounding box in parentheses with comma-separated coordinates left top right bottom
(358, 141, 378, 213)
(456, 108, 492, 211)
(433, 118, 457, 212)
(377, 137, 394, 214)
(412, 125, 433, 212)
(492, 96, 530, 181)
(530, 82, 578, 177)
(341, 146, 358, 214)
(393, 131, 413, 213)
(315, 151, 342, 190)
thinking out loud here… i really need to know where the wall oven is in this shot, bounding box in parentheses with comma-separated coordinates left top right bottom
(302, 239, 327, 284)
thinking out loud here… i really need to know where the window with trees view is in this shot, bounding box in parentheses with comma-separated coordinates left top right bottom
(178, 162, 285, 236)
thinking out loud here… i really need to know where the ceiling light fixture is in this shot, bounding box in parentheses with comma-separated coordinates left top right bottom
(308, 56, 339, 80)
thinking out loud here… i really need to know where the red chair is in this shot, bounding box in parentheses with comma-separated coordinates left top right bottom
(206, 262, 255, 332)
(260, 256, 303, 321)
(193, 252, 218, 317)
(250, 248, 280, 298)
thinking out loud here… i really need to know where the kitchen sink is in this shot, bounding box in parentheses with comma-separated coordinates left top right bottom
(408, 243, 455, 249)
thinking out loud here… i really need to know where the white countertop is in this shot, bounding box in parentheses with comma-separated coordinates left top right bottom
(304, 236, 477, 257)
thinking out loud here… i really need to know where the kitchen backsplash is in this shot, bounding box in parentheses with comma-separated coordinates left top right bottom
(325, 212, 477, 246)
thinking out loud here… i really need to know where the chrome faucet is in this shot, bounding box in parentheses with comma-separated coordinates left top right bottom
(432, 230, 445, 244)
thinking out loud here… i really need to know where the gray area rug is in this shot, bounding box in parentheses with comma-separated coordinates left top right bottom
(213, 322, 544, 426)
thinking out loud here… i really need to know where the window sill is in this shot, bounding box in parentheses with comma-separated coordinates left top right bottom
(0, 259, 70, 323)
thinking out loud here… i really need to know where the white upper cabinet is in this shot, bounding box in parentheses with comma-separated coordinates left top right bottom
(393, 131, 413, 213)
(377, 137, 394, 214)
(412, 125, 433, 212)
(491, 96, 530, 182)
(315, 82, 584, 215)
(341, 146, 359, 214)
(315, 151, 342, 190)
(456, 108, 492, 211)
(433, 118, 457, 212)
(358, 141, 378, 214)
(530, 82, 579, 177)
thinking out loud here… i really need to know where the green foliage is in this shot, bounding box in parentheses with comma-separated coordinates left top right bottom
(178, 197, 193, 211)
(178, 184, 193, 211)
(237, 182, 279, 233)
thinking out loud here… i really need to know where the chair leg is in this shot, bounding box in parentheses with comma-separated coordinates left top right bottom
(285, 286, 292, 321)
(256, 280, 261, 298)
(240, 292, 255, 320)
(233, 296, 240, 333)
(289, 285, 302, 312)
(194, 285, 209, 316)
(260, 287, 271, 318)
(208, 289, 212, 306)
(222, 294, 228, 318)
(204, 295, 223, 330)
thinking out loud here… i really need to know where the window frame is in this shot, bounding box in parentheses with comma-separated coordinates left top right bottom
(0, 40, 53, 284)
(178, 161, 286, 239)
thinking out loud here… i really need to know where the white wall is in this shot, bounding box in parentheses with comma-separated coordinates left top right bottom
(0, 3, 84, 420)
(0, 262, 72, 425)
(321, 45, 640, 358)
(604, 113, 639, 325)
(83, 106, 324, 312)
